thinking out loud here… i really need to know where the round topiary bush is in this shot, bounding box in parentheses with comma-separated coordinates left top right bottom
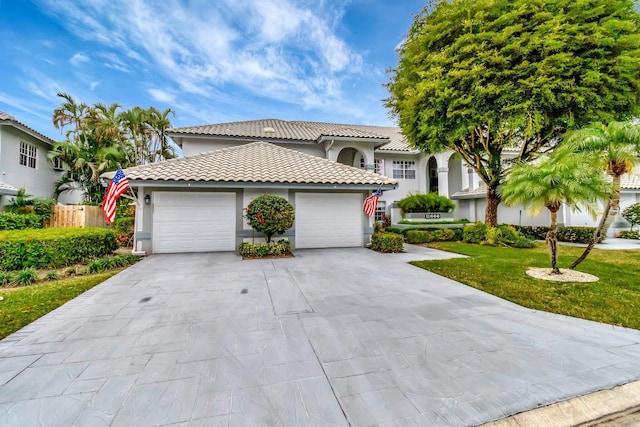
(245, 195, 295, 242)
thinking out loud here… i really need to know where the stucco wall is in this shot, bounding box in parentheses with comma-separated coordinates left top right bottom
(0, 126, 62, 209)
(133, 186, 373, 254)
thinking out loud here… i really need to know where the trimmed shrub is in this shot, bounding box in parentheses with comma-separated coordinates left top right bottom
(463, 222, 488, 243)
(557, 226, 603, 244)
(0, 213, 43, 230)
(0, 228, 117, 271)
(13, 268, 38, 286)
(239, 240, 291, 258)
(245, 195, 295, 242)
(371, 232, 404, 253)
(397, 193, 456, 214)
(406, 228, 458, 244)
(619, 230, 639, 239)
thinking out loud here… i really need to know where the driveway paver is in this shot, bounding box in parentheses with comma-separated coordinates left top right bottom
(0, 246, 639, 426)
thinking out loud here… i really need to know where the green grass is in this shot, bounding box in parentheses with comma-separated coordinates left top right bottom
(0, 271, 120, 339)
(412, 242, 640, 330)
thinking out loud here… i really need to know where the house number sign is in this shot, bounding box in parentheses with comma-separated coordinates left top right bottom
(424, 213, 442, 219)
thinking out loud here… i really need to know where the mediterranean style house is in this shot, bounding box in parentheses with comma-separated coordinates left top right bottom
(111, 118, 639, 254)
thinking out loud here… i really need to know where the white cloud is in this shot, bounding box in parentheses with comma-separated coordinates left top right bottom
(90, 81, 100, 91)
(148, 88, 175, 103)
(69, 52, 90, 66)
(36, 0, 367, 117)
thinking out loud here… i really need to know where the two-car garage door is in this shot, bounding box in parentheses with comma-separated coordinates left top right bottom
(152, 192, 236, 253)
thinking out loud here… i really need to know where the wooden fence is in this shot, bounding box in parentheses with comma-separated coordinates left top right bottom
(49, 205, 110, 229)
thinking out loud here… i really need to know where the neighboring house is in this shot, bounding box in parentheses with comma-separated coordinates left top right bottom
(0, 111, 66, 209)
(110, 118, 640, 254)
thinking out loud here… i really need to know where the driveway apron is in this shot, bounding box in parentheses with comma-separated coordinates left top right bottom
(0, 246, 639, 426)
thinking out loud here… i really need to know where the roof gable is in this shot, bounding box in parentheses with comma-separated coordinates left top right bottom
(0, 111, 55, 146)
(106, 141, 397, 187)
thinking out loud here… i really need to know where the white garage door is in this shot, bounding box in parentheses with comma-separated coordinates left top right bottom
(152, 192, 236, 253)
(295, 193, 363, 249)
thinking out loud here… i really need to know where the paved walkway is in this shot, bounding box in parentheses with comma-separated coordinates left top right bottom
(1, 246, 639, 426)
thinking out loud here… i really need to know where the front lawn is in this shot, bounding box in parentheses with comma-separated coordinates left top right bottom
(0, 271, 120, 340)
(412, 242, 640, 330)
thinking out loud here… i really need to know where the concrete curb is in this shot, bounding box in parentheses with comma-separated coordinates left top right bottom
(483, 380, 640, 427)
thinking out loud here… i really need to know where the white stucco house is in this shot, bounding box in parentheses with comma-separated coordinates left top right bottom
(0, 112, 77, 208)
(113, 118, 640, 254)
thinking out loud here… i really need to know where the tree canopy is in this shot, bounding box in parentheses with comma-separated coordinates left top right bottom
(49, 93, 176, 203)
(386, 0, 640, 226)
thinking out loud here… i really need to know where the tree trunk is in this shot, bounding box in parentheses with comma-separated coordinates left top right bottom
(570, 175, 620, 269)
(485, 184, 500, 227)
(548, 209, 561, 274)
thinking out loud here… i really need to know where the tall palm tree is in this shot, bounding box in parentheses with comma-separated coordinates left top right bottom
(564, 121, 640, 268)
(52, 92, 89, 143)
(502, 151, 610, 274)
(147, 107, 176, 163)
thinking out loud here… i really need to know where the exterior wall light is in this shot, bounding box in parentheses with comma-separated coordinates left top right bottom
(144, 194, 151, 205)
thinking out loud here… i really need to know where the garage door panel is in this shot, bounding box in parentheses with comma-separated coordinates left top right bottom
(295, 193, 363, 249)
(152, 192, 236, 253)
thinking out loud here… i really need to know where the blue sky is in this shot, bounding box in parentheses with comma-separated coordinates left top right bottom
(0, 0, 426, 141)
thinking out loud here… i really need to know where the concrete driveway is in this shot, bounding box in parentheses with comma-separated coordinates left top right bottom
(1, 245, 639, 426)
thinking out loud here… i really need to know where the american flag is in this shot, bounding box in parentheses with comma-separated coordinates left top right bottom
(101, 166, 129, 223)
(363, 185, 382, 217)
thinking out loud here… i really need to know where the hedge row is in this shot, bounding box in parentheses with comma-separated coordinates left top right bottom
(371, 232, 404, 253)
(619, 230, 639, 240)
(239, 240, 291, 258)
(0, 228, 117, 271)
(0, 213, 43, 230)
(406, 229, 460, 244)
(512, 225, 603, 244)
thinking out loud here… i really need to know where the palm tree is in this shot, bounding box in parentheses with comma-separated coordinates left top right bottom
(564, 121, 640, 268)
(52, 92, 89, 143)
(147, 107, 176, 163)
(502, 151, 610, 274)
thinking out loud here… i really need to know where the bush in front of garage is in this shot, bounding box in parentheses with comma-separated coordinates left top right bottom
(239, 240, 292, 258)
(371, 232, 404, 253)
(245, 195, 294, 242)
(0, 228, 117, 270)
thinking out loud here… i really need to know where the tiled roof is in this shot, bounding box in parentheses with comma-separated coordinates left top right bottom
(0, 181, 19, 196)
(621, 173, 640, 190)
(0, 111, 55, 145)
(167, 118, 417, 152)
(104, 141, 397, 187)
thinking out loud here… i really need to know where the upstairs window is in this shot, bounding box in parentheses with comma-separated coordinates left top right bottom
(374, 159, 383, 174)
(20, 142, 36, 168)
(392, 160, 415, 179)
(53, 157, 64, 170)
